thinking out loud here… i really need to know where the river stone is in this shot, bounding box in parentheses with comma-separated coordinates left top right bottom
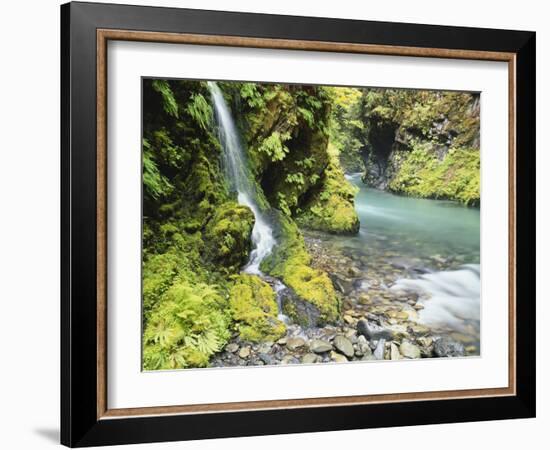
(225, 343, 239, 353)
(281, 355, 300, 365)
(333, 335, 354, 358)
(357, 319, 394, 340)
(258, 353, 274, 365)
(390, 343, 401, 360)
(309, 339, 333, 353)
(238, 347, 251, 359)
(286, 337, 306, 350)
(301, 353, 320, 364)
(330, 351, 348, 363)
(257, 343, 273, 354)
(329, 273, 354, 295)
(399, 341, 421, 359)
(373, 339, 386, 360)
(434, 337, 465, 357)
(417, 336, 433, 348)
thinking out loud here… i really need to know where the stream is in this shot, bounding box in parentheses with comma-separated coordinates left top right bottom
(209, 82, 480, 367)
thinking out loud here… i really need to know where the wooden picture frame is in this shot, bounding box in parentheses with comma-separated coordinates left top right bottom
(61, 1, 536, 447)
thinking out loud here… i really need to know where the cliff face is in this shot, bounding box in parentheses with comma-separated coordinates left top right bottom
(358, 89, 480, 205)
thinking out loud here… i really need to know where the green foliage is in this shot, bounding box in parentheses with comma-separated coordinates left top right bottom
(297, 144, 360, 234)
(186, 93, 212, 131)
(151, 79, 179, 118)
(142, 139, 174, 200)
(229, 274, 286, 342)
(239, 83, 265, 108)
(388, 143, 480, 205)
(143, 280, 230, 370)
(257, 131, 290, 162)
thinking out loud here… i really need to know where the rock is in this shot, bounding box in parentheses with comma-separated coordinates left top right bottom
(333, 335, 355, 358)
(277, 337, 287, 345)
(465, 345, 478, 354)
(434, 337, 465, 357)
(329, 273, 354, 295)
(309, 339, 333, 353)
(330, 351, 348, 363)
(417, 336, 433, 347)
(373, 339, 386, 360)
(357, 319, 394, 340)
(225, 343, 239, 353)
(257, 343, 273, 354)
(358, 293, 372, 305)
(258, 353, 274, 365)
(281, 355, 300, 365)
(238, 347, 251, 359)
(409, 324, 430, 336)
(390, 343, 401, 360)
(286, 337, 306, 350)
(348, 266, 362, 277)
(301, 353, 320, 364)
(399, 341, 421, 359)
(343, 315, 355, 325)
(414, 304, 425, 310)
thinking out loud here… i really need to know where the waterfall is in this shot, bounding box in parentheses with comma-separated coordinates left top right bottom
(207, 81, 276, 276)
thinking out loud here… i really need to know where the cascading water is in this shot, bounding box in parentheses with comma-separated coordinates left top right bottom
(207, 82, 288, 321)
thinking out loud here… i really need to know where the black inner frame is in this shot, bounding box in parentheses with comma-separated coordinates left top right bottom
(61, 1, 536, 447)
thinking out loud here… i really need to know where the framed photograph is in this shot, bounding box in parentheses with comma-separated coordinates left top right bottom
(61, 1, 536, 447)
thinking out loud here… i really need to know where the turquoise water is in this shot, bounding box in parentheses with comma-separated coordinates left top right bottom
(347, 174, 480, 266)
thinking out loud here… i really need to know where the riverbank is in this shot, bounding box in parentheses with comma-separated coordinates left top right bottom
(211, 182, 480, 368)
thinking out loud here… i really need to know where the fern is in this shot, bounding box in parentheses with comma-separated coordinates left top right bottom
(186, 94, 212, 131)
(151, 80, 179, 118)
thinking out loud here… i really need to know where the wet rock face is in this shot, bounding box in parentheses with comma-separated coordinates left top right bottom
(434, 337, 465, 357)
(281, 287, 322, 328)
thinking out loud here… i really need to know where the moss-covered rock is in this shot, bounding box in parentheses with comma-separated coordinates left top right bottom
(296, 144, 359, 234)
(388, 144, 480, 205)
(204, 201, 255, 271)
(261, 213, 340, 324)
(229, 274, 286, 342)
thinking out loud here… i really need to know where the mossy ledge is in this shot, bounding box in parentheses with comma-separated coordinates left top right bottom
(229, 274, 286, 342)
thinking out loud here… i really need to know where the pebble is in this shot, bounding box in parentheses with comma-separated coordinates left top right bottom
(286, 337, 306, 350)
(302, 353, 320, 364)
(309, 339, 333, 353)
(333, 335, 355, 358)
(238, 347, 251, 359)
(225, 343, 239, 353)
(330, 351, 348, 363)
(390, 343, 401, 360)
(373, 339, 386, 360)
(399, 341, 421, 359)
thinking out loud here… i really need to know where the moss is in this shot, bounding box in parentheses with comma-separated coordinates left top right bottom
(388, 143, 480, 205)
(297, 144, 360, 234)
(261, 213, 340, 323)
(229, 274, 286, 342)
(204, 201, 255, 272)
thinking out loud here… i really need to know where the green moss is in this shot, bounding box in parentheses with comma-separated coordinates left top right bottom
(261, 214, 340, 323)
(297, 144, 360, 234)
(388, 143, 480, 205)
(204, 201, 255, 272)
(229, 274, 286, 342)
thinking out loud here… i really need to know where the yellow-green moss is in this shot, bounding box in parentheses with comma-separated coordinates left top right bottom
(229, 274, 286, 342)
(297, 144, 359, 234)
(389, 144, 480, 205)
(204, 201, 255, 271)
